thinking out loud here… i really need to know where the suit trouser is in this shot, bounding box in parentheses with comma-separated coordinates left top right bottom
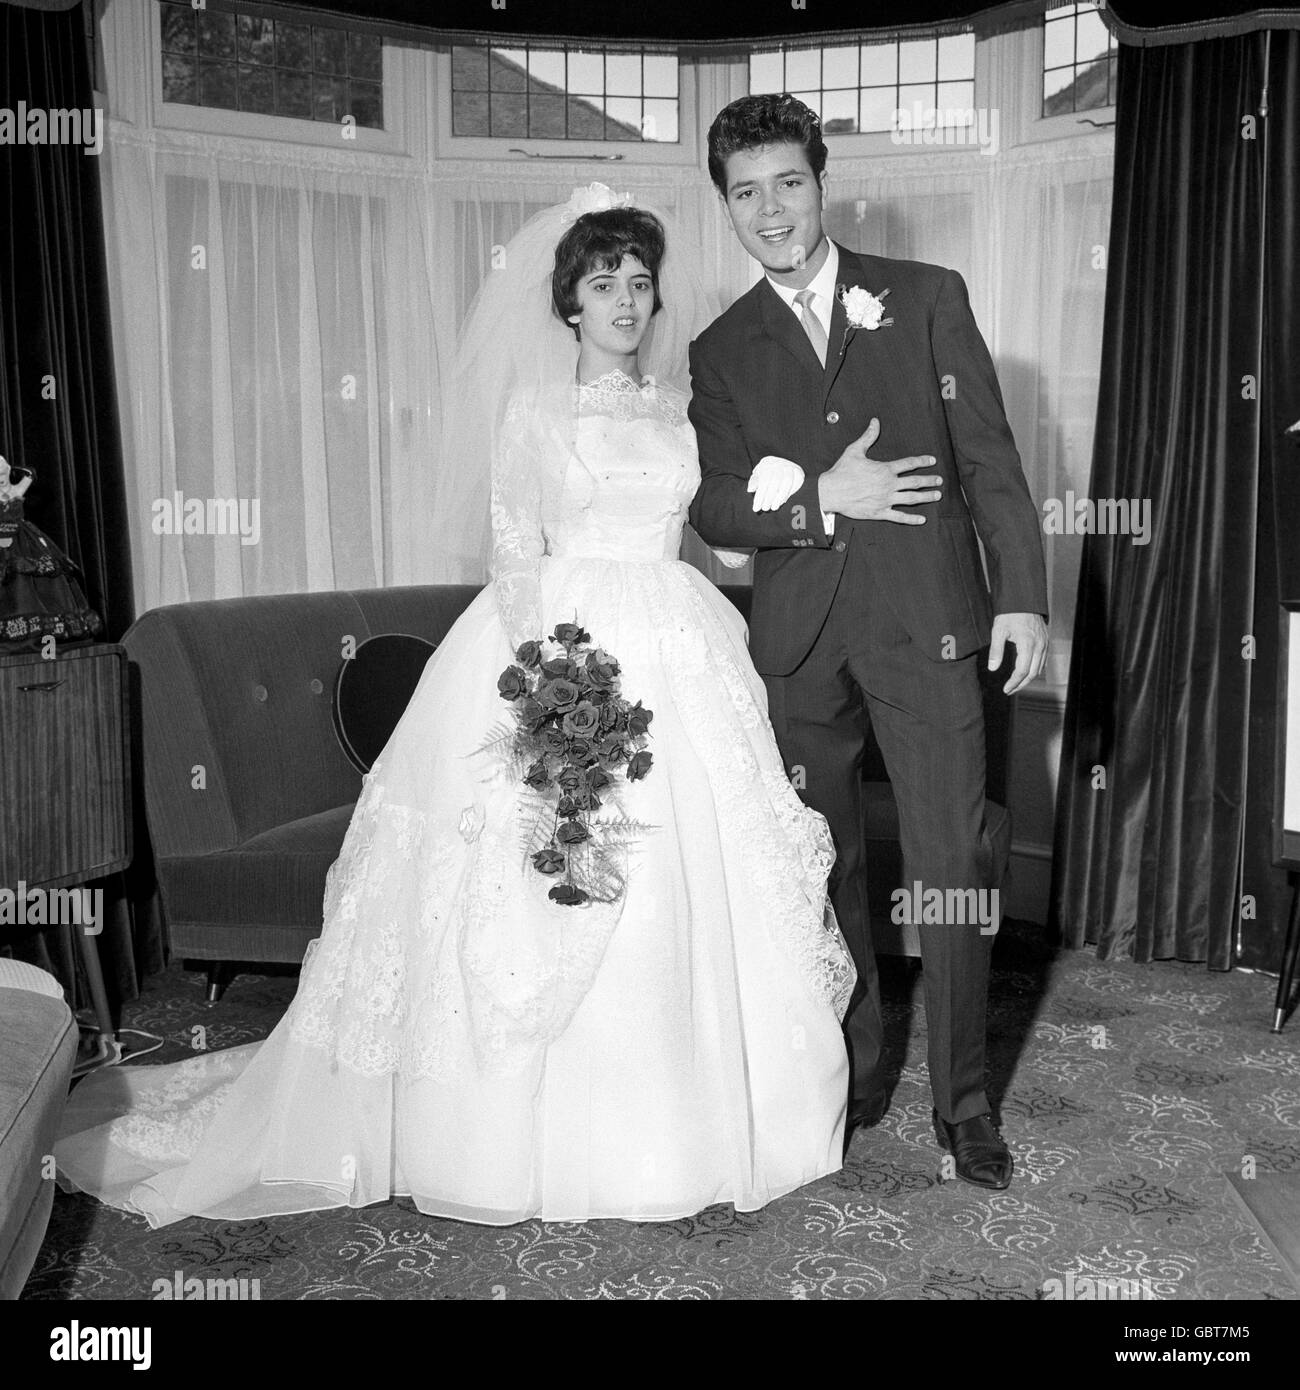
(762, 556, 995, 1125)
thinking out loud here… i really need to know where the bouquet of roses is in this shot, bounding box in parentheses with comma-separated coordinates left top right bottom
(492, 621, 654, 907)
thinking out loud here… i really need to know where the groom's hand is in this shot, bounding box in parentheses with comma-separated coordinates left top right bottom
(989, 612, 1049, 694)
(817, 418, 944, 523)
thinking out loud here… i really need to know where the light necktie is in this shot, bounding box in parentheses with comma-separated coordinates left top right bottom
(794, 288, 828, 368)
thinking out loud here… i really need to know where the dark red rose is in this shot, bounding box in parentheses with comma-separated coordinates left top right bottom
(540, 725, 567, 755)
(598, 736, 627, 765)
(552, 622, 590, 647)
(568, 737, 599, 767)
(515, 640, 542, 669)
(556, 819, 589, 846)
(626, 701, 653, 737)
(557, 792, 588, 818)
(627, 749, 653, 782)
(497, 666, 528, 701)
(586, 766, 611, 793)
(540, 657, 575, 679)
(523, 759, 550, 790)
(598, 700, 618, 731)
(531, 847, 565, 874)
(556, 764, 583, 793)
(562, 703, 600, 739)
(583, 651, 620, 690)
(519, 697, 547, 733)
(546, 679, 581, 712)
(548, 882, 589, 906)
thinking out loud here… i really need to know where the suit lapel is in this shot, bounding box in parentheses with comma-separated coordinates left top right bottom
(822, 244, 871, 406)
(756, 275, 824, 378)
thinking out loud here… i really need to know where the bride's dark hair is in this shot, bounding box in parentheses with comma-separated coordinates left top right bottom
(551, 207, 666, 338)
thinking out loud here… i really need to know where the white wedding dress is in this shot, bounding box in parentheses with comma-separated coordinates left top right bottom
(55, 372, 855, 1227)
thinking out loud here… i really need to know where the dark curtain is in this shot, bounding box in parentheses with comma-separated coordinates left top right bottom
(1050, 31, 1298, 969)
(0, 0, 163, 1002)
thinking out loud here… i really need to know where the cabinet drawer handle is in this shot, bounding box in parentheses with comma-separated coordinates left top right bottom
(18, 679, 67, 693)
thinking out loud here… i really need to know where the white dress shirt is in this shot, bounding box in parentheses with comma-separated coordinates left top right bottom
(765, 239, 840, 536)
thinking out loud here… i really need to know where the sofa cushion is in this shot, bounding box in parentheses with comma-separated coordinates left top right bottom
(0, 985, 77, 1300)
(159, 802, 355, 961)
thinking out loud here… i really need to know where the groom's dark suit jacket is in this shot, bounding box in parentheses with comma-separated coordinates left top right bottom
(688, 245, 1048, 675)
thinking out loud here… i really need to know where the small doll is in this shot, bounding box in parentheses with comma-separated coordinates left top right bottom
(0, 455, 103, 648)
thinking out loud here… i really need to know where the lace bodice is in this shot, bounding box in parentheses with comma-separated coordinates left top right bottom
(489, 371, 699, 648)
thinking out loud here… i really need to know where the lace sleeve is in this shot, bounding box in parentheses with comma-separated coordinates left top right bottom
(489, 396, 546, 651)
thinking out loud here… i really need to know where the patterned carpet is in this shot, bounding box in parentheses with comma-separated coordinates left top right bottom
(22, 921, 1300, 1300)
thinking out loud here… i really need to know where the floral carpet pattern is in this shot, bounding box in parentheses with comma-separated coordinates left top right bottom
(23, 922, 1300, 1300)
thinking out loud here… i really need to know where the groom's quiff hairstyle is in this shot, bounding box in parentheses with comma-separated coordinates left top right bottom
(552, 207, 666, 339)
(707, 94, 827, 194)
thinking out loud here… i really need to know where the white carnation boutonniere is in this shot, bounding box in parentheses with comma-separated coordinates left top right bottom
(837, 284, 893, 355)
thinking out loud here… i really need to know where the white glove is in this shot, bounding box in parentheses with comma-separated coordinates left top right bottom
(747, 455, 805, 512)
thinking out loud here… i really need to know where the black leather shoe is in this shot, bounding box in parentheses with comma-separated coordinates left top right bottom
(843, 1090, 888, 1153)
(932, 1110, 1013, 1190)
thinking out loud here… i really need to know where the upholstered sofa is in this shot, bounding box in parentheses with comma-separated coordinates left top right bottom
(0, 961, 77, 1300)
(123, 583, 1010, 995)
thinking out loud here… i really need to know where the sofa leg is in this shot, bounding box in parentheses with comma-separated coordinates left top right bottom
(205, 962, 231, 1003)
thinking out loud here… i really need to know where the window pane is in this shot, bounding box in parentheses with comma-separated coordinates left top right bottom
(349, 79, 383, 129)
(822, 45, 858, 89)
(161, 7, 196, 56)
(860, 42, 896, 86)
(898, 38, 936, 84)
(196, 10, 237, 62)
(1043, 66, 1076, 116)
(566, 94, 604, 139)
(644, 54, 677, 97)
(749, 51, 784, 93)
(860, 86, 896, 133)
(348, 34, 382, 81)
(567, 50, 604, 95)
(642, 98, 678, 142)
(1076, 8, 1111, 63)
(605, 96, 641, 138)
(198, 60, 237, 107)
(237, 16, 274, 65)
(937, 32, 974, 79)
(528, 48, 566, 90)
(277, 69, 312, 118)
(785, 48, 820, 91)
(161, 53, 197, 102)
(314, 27, 347, 75)
(489, 91, 526, 136)
(936, 80, 975, 122)
(791, 90, 820, 118)
(491, 49, 528, 92)
(313, 73, 347, 121)
(237, 63, 273, 112)
(898, 83, 937, 122)
(452, 46, 487, 91)
(275, 22, 311, 69)
(1075, 60, 1110, 111)
(1043, 16, 1075, 71)
(452, 90, 486, 135)
(606, 52, 641, 96)
(820, 87, 858, 133)
(528, 92, 566, 137)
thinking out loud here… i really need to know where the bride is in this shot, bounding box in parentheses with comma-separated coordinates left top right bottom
(54, 186, 856, 1227)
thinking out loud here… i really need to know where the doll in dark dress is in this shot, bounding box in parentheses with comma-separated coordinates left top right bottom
(0, 456, 102, 649)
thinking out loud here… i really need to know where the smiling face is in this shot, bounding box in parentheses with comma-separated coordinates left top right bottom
(719, 140, 828, 287)
(569, 254, 656, 360)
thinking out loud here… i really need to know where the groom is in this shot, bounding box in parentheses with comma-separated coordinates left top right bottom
(688, 95, 1048, 1189)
